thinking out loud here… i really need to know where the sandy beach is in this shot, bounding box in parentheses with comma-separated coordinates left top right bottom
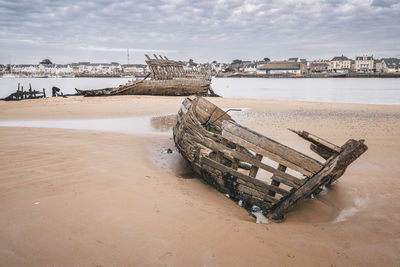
(0, 95, 399, 266)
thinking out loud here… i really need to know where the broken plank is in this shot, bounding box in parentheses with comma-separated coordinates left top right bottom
(223, 121, 323, 174)
(249, 153, 263, 178)
(201, 156, 290, 196)
(267, 139, 368, 220)
(223, 130, 314, 177)
(268, 164, 287, 197)
(191, 134, 303, 188)
(289, 128, 342, 153)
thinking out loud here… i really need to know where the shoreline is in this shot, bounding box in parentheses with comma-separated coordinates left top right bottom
(1, 95, 399, 120)
(2, 95, 399, 106)
(3, 73, 400, 79)
(3, 69, 400, 79)
(215, 72, 400, 78)
(1, 78, 399, 105)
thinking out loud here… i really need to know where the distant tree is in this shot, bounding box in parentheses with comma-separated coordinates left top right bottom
(212, 60, 217, 64)
(224, 66, 234, 73)
(40, 59, 53, 65)
(188, 59, 198, 67)
(263, 57, 270, 62)
(6, 64, 11, 72)
(231, 59, 242, 65)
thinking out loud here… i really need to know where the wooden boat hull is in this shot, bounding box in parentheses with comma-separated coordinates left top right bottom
(2, 83, 46, 101)
(76, 55, 216, 97)
(173, 96, 368, 221)
(76, 78, 212, 97)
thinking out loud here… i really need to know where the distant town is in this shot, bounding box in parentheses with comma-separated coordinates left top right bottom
(1, 55, 400, 78)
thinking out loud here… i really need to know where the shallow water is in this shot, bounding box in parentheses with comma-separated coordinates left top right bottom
(333, 196, 369, 223)
(0, 115, 176, 135)
(0, 112, 199, 180)
(152, 144, 197, 179)
(0, 77, 132, 98)
(212, 77, 400, 105)
(1, 77, 399, 104)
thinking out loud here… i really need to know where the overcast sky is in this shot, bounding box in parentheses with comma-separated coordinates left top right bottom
(0, 0, 399, 64)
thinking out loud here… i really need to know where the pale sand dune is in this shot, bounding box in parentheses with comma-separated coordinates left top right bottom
(0, 96, 399, 266)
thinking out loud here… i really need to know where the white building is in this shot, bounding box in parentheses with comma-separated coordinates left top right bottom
(380, 58, 400, 72)
(355, 55, 374, 72)
(211, 62, 226, 73)
(55, 64, 73, 75)
(12, 64, 40, 74)
(308, 60, 329, 73)
(242, 63, 257, 73)
(329, 55, 352, 72)
(122, 64, 147, 74)
(39, 64, 59, 74)
(73, 62, 122, 74)
(257, 62, 307, 74)
(288, 57, 307, 65)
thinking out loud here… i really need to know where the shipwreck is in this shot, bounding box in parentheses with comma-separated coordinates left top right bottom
(76, 55, 217, 97)
(2, 83, 46, 101)
(173, 96, 368, 221)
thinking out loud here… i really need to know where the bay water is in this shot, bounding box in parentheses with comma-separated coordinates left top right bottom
(0, 77, 399, 105)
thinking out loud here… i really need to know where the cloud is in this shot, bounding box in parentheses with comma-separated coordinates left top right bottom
(0, 0, 399, 63)
(371, 0, 399, 7)
(79, 46, 178, 53)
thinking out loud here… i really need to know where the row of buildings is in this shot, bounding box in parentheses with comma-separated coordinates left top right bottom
(0, 62, 148, 76)
(255, 56, 400, 75)
(1, 55, 400, 77)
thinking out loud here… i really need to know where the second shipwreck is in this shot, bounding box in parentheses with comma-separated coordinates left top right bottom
(76, 55, 217, 97)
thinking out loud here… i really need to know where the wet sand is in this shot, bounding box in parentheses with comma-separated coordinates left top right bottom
(0, 96, 399, 266)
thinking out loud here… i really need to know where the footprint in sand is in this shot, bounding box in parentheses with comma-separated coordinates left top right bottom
(153, 204, 160, 213)
(158, 251, 173, 260)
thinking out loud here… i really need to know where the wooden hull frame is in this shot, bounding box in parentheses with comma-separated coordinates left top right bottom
(76, 55, 215, 97)
(173, 96, 368, 221)
(76, 78, 213, 97)
(2, 83, 46, 101)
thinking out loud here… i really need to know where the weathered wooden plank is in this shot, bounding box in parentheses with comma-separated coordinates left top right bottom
(249, 153, 262, 178)
(201, 156, 290, 196)
(237, 184, 264, 200)
(215, 139, 228, 163)
(236, 179, 278, 203)
(268, 164, 287, 197)
(191, 133, 303, 188)
(289, 128, 342, 153)
(267, 139, 368, 220)
(223, 130, 314, 177)
(310, 143, 337, 160)
(223, 121, 323, 174)
(194, 100, 230, 127)
(235, 185, 274, 207)
(231, 145, 243, 170)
